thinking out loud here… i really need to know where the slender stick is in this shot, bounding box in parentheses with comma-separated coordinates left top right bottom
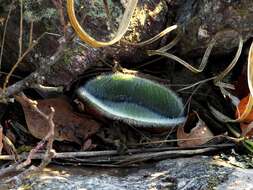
(0, 0, 15, 70)
(18, 0, 23, 58)
(28, 21, 34, 48)
(0, 144, 234, 161)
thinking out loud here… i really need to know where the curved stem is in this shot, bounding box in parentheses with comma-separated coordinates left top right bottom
(67, 0, 138, 48)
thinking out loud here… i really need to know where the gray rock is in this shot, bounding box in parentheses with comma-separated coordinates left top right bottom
(176, 0, 253, 55)
(9, 156, 253, 190)
(216, 168, 253, 190)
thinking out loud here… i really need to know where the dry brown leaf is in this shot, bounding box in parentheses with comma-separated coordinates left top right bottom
(177, 112, 214, 147)
(82, 138, 96, 151)
(15, 96, 101, 145)
(3, 135, 18, 160)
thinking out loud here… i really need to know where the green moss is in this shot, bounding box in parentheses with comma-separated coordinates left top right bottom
(234, 8, 250, 17)
(62, 46, 84, 65)
(23, 0, 57, 22)
(17, 145, 33, 154)
(63, 48, 74, 65)
(76, 0, 123, 24)
(18, 184, 32, 190)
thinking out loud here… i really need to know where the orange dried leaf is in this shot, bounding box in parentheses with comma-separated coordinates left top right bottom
(177, 113, 214, 147)
(16, 96, 101, 145)
(236, 95, 253, 122)
(235, 95, 253, 137)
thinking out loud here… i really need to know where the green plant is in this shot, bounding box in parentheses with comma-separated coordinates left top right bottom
(77, 72, 186, 127)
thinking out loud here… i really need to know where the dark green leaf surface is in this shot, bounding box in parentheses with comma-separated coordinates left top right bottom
(77, 73, 186, 127)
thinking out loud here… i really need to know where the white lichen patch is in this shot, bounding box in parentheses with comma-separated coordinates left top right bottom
(198, 25, 210, 40)
(148, 1, 164, 19)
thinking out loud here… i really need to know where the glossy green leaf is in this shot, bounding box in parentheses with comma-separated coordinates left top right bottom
(77, 73, 186, 127)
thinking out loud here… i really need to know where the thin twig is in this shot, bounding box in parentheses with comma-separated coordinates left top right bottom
(214, 35, 243, 84)
(18, 0, 23, 58)
(177, 76, 216, 92)
(114, 146, 233, 166)
(0, 143, 234, 161)
(0, 0, 15, 70)
(0, 71, 22, 79)
(31, 84, 63, 93)
(28, 21, 34, 48)
(128, 135, 226, 146)
(38, 106, 56, 169)
(0, 125, 3, 154)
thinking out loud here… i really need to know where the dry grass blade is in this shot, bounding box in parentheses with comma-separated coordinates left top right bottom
(248, 41, 253, 96)
(227, 38, 252, 122)
(209, 104, 236, 123)
(210, 40, 253, 123)
(67, 0, 138, 48)
(237, 41, 253, 122)
(209, 96, 253, 123)
(214, 35, 243, 84)
(147, 36, 217, 73)
(158, 29, 182, 52)
(148, 31, 242, 76)
(123, 25, 178, 47)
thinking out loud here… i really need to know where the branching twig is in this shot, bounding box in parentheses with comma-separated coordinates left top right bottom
(16, 93, 56, 169)
(2, 32, 63, 92)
